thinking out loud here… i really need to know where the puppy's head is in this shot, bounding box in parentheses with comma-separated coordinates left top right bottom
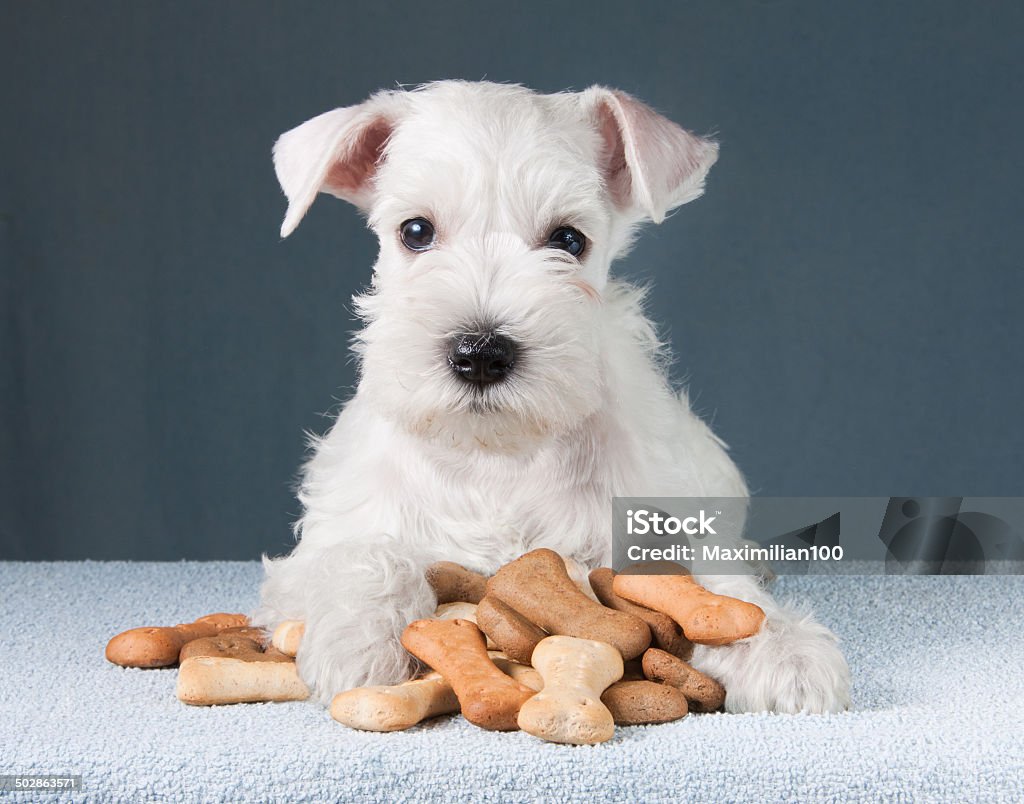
(274, 81, 717, 450)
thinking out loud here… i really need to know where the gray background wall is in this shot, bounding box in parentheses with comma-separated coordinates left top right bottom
(2, 1, 1021, 560)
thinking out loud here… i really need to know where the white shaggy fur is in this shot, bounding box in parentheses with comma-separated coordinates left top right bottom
(252, 80, 851, 714)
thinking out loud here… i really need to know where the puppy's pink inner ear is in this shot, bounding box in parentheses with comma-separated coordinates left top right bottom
(590, 89, 718, 224)
(325, 118, 393, 197)
(596, 100, 633, 210)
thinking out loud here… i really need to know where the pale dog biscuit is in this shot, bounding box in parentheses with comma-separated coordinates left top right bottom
(601, 680, 689, 725)
(490, 655, 543, 692)
(177, 656, 310, 705)
(486, 549, 651, 660)
(517, 635, 624, 745)
(175, 628, 308, 705)
(271, 620, 305, 656)
(330, 651, 541, 732)
(475, 595, 547, 665)
(105, 612, 250, 668)
(425, 561, 488, 604)
(589, 568, 693, 661)
(612, 573, 765, 646)
(433, 602, 479, 622)
(331, 675, 460, 731)
(400, 618, 535, 731)
(642, 648, 726, 712)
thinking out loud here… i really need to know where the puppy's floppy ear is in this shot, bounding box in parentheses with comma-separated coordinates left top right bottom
(273, 91, 406, 238)
(584, 87, 719, 224)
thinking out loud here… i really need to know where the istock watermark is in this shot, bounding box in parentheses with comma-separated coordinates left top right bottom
(625, 508, 721, 537)
(612, 497, 1024, 575)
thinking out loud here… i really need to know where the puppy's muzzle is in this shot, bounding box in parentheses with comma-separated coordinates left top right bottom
(448, 332, 516, 386)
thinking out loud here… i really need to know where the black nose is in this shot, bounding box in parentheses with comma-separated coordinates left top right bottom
(448, 332, 516, 385)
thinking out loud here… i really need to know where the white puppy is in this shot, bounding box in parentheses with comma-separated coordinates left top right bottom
(253, 80, 850, 714)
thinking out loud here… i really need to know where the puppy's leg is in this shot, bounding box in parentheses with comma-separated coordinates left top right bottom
(689, 573, 851, 714)
(251, 536, 437, 705)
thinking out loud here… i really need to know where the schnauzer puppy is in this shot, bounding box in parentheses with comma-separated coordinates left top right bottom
(253, 80, 851, 713)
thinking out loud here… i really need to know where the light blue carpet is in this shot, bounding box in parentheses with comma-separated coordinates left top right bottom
(1, 562, 1022, 803)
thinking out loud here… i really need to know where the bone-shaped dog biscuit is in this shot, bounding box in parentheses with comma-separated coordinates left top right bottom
(179, 632, 286, 663)
(331, 675, 460, 731)
(177, 656, 310, 705)
(642, 648, 726, 712)
(433, 602, 500, 649)
(475, 595, 547, 665)
(601, 680, 689, 725)
(400, 618, 535, 731)
(175, 626, 308, 705)
(271, 621, 305, 656)
(426, 562, 488, 604)
(486, 549, 651, 660)
(491, 655, 543, 692)
(612, 573, 765, 645)
(106, 613, 250, 668)
(589, 568, 693, 660)
(517, 635, 623, 745)
(433, 602, 479, 621)
(330, 651, 542, 732)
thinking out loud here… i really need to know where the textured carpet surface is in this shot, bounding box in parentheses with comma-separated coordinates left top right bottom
(1, 561, 1022, 803)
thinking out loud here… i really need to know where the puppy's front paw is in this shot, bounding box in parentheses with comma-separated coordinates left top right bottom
(693, 607, 851, 714)
(297, 625, 417, 706)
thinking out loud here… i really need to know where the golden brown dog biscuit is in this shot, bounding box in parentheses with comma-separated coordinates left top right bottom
(173, 614, 251, 648)
(433, 603, 500, 649)
(601, 680, 689, 725)
(176, 656, 310, 705)
(179, 633, 290, 663)
(400, 618, 535, 731)
(106, 627, 187, 668)
(589, 568, 694, 661)
(426, 562, 488, 604)
(475, 596, 547, 665)
(517, 635, 623, 745)
(486, 549, 651, 660)
(641, 648, 726, 712)
(105, 612, 250, 668)
(330, 652, 541, 732)
(193, 613, 249, 629)
(219, 625, 271, 641)
(612, 573, 765, 645)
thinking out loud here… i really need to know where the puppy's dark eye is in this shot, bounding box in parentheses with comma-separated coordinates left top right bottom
(400, 218, 436, 251)
(547, 226, 586, 258)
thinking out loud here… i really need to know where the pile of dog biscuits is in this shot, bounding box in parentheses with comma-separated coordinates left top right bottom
(105, 612, 310, 704)
(105, 548, 764, 745)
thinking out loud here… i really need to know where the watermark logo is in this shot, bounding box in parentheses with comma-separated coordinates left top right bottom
(612, 497, 1024, 575)
(625, 508, 718, 536)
